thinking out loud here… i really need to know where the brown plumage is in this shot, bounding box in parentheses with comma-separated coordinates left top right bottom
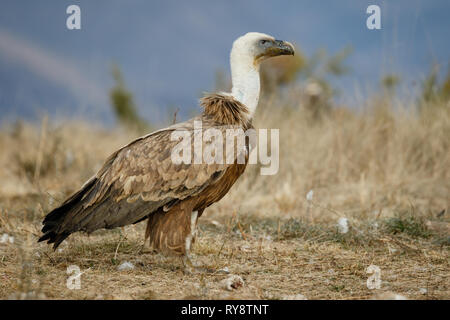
(39, 32, 295, 269)
(200, 93, 250, 127)
(39, 93, 253, 256)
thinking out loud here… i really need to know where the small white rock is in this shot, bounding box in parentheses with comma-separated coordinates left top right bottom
(419, 288, 427, 294)
(117, 261, 135, 271)
(306, 190, 314, 201)
(210, 220, 222, 227)
(337, 217, 349, 234)
(388, 246, 398, 254)
(0, 233, 14, 244)
(218, 267, 230, 274)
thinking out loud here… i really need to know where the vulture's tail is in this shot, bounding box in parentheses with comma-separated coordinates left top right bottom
(38, 178, 97, 249)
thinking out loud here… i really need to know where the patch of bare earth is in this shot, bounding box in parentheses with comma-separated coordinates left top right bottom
(0, 206, 448, 300)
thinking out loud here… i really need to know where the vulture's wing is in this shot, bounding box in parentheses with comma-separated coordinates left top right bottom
(39, 116, 250, 248)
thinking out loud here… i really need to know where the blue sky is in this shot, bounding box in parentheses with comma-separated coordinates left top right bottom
(0, 0, 448, 125)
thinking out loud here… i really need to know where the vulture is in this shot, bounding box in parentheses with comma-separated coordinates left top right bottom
(39, 32, 294, 272)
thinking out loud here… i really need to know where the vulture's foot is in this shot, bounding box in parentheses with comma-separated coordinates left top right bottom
(181, 210, 228, 274)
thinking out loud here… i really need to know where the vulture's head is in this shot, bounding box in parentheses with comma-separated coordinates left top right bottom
(231, 32, 295, 68)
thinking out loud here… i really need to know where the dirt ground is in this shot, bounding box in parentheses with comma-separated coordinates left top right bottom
(0, 98, 449, 300)
(0, 194, 448, 300)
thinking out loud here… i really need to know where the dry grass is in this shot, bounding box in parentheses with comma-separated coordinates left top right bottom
(0, 94, 449, 300)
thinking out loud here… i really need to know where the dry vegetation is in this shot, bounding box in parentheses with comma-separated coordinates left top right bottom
(0, 91, 449, 300)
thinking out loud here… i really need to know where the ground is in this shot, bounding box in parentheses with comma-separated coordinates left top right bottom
(0, 193, 448, 300)
(0, 98, 449, 300)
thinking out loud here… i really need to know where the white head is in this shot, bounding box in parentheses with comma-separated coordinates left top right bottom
(229, 32, 294, 117)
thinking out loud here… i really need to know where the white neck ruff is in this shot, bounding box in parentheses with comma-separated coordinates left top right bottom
(229, 54, 261, 118)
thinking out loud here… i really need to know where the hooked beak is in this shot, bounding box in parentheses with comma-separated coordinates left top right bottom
(266, 40, 295, 57)
(254, 38, 295, 64)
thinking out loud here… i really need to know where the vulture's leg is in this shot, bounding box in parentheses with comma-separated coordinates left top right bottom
(183, 210, 198, 273)
(182, 210, 228, 274)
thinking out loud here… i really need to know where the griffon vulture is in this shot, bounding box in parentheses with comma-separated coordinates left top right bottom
(39, 32, 294, 272)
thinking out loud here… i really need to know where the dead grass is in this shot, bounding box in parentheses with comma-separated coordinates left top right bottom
(0, 95, 449, 300)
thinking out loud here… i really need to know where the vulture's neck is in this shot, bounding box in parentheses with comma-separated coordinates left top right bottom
(230, 55, 260, 118)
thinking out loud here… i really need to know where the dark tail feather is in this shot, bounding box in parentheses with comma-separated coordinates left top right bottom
(38, 178, 97, 249)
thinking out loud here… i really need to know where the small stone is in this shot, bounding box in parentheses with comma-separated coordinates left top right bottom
(0, 233, 14, 244)
(117, 261, 135, 271)
(218, 267, 230, 274)
(337, 217, 349, 234)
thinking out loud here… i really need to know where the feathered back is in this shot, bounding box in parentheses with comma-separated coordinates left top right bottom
(200, 93, 251, 128)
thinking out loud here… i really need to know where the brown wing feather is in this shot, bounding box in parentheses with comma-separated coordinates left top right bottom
(40, 94, 253, 248)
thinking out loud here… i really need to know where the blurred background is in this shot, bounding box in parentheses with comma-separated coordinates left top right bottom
(0, 1, 449, 300)
(0, 0, 448, 209)
(0, 0, 449, 126)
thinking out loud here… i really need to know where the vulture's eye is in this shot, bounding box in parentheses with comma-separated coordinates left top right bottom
(260, 39, 269, 45)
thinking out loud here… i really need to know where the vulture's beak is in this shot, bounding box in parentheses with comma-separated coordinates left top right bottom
(268, 40, 295, 56)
